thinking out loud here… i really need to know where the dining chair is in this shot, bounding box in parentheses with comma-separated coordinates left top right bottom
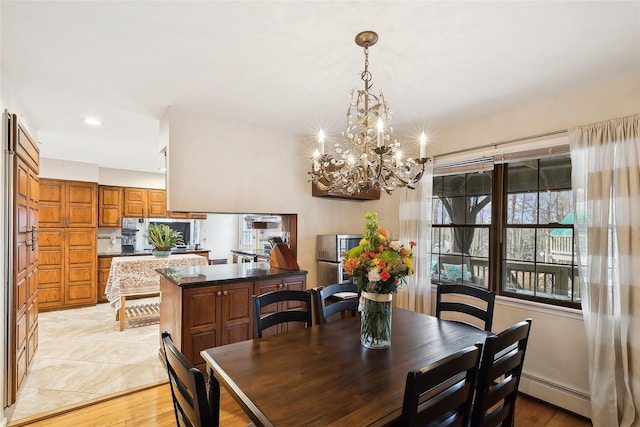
(253, 290, 313, 338)
(161, 331, 218, 427)
(470, 318, 533, 427)
(315, 282, 359, 324)
(436, 283, 496, 331)
(400, 344, 482, 427)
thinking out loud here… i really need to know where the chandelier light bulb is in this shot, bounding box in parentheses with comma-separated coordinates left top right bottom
(377, 118, 384, 147)
(420, 132, 428, 159)
(318, 129, 325, 155)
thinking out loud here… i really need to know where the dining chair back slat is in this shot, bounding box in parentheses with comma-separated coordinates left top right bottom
(471, 318, 532, 427)
(436, 284, 496, 331)
(401, 344, 482, 427)
(253, 290, 312, 338)
(162, 331, 217, 427)
(316, 282, 359, 324)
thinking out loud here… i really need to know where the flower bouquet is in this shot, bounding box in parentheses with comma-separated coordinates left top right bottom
(343, 212, 415, 348)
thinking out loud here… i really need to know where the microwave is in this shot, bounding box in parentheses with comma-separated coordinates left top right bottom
(316, 234, 362, 263)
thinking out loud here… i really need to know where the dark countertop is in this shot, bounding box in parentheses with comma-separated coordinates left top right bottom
(98, 248, 211, 257)
(157, 262, 307, 288)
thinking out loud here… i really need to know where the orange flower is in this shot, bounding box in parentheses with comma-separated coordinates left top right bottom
(409, 240, 417, 247)
(343, 258, 358, 275)
(378, 227, 389, 237)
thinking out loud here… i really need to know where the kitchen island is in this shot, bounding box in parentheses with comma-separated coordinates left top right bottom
(157, 262, 307, 371)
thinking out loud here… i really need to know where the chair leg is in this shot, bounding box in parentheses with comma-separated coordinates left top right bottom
(119, 295, 126, 331)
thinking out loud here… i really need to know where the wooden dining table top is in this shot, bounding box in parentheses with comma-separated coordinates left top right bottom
(201, 308, 490, 427)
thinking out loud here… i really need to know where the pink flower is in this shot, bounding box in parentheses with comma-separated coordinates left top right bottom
(380, 271, 391, 282)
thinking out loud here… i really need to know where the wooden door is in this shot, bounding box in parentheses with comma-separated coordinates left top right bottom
(147, 189, 166, 218)
(7, 113, 39, 405)
(37, 228, 65, 309)
(220, 281, 253, 345)
(66, 182, 97, 227)
(97, 257, 112, 303)
(38, 179, 64, 227)
(123, 187, 147, 217)
(65, 228, 97, 306)
(183, 286, 221, 371)
(98, 186, 122, 227)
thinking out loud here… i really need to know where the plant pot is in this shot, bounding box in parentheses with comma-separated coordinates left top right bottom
(360, 292, 392, 349)
(152, 250, 171, 258)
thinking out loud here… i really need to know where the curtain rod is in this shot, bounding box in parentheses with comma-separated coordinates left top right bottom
(432, 129, 568, 160)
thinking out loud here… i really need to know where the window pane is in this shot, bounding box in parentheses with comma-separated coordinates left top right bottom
(467, 196, 492, 225)
(466, 171, 492, 196)
(506, 193, 538, 224)
(539, 190, 573, 224)
(505, 228, 535, 262)
(508, 160, 538, 193)
(539, 156, 572, 190)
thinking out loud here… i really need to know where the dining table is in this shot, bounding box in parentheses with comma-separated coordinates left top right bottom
(201, 308, 490, 426)
(105, 253, 209, 330)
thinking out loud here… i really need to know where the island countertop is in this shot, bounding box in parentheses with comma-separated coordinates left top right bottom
(156, 262, 307, 288)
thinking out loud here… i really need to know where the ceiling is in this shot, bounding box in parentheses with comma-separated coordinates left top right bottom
(2, 1, 639, 173)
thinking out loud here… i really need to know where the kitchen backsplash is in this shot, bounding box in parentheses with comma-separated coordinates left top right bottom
(97, 227, 121, 254)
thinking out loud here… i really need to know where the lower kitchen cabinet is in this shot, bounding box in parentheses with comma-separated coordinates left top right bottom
(38, 227, 97, 310)
(160, 278, 253, 372)
(159, 267, 307, 371)
(253, 274, 307, 337)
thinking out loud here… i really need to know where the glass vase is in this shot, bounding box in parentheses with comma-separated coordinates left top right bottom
(360, 292, 392, 349)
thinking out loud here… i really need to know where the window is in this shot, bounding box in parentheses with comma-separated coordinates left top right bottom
(431, 153, 580, 308)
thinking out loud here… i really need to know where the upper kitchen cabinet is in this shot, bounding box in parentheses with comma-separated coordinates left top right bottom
(98, 185, 123, 227)
(123, 187, 167, 218)
(39, 179, 97, 228)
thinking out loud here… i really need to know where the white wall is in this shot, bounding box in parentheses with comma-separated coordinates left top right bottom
(164, 106, 400, 284)
(38, 160, 165, 189)
(199, 214, 239, 262)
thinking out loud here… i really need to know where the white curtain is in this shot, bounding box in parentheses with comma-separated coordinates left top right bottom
(569, 114, 640, 427)
(397, 160, 433, 314)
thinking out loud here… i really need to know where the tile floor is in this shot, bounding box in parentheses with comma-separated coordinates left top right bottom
(5, 298, 166, 423)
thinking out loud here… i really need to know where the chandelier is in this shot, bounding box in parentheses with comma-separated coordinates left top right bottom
(309, 30, 429, 196)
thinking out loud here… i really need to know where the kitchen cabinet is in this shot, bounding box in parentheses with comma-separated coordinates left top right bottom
(38, 228, 97, 310)
(159, 265, 307, 371)
(38, 178, 97, 311)
(253, 273, 307, 337)
(161, 279, 253, 372)
(98, 185, 123, 227)
(168, 211, 207, 220)
(123, 187, 167, 218)
(39, 179, 97, 227)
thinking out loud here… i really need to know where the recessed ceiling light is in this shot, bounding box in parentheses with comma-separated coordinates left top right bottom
(83, 117, 102, 126)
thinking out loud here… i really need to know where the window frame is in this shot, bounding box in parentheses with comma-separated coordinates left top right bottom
(431, 151, 580, 310)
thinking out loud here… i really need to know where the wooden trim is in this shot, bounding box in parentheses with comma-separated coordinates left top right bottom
(311, 182, 380, 200)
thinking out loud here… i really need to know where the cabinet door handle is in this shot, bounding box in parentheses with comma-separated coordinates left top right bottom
(223, 290, 229, 296)
(25, 226, 37, 250)
(217, 291, 222, 296)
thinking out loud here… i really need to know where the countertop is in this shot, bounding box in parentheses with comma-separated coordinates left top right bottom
(98, 248, 210, 257)
(230, 249, 271, 260)
(157, 262, 307, 288)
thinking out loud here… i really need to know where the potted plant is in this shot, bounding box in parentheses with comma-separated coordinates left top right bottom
(146, 224, 184, 257)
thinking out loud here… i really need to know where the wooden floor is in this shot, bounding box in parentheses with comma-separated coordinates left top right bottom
(10, 380, 592, 427)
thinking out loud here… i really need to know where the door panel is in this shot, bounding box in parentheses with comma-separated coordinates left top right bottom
(7, 113, 40, 405)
